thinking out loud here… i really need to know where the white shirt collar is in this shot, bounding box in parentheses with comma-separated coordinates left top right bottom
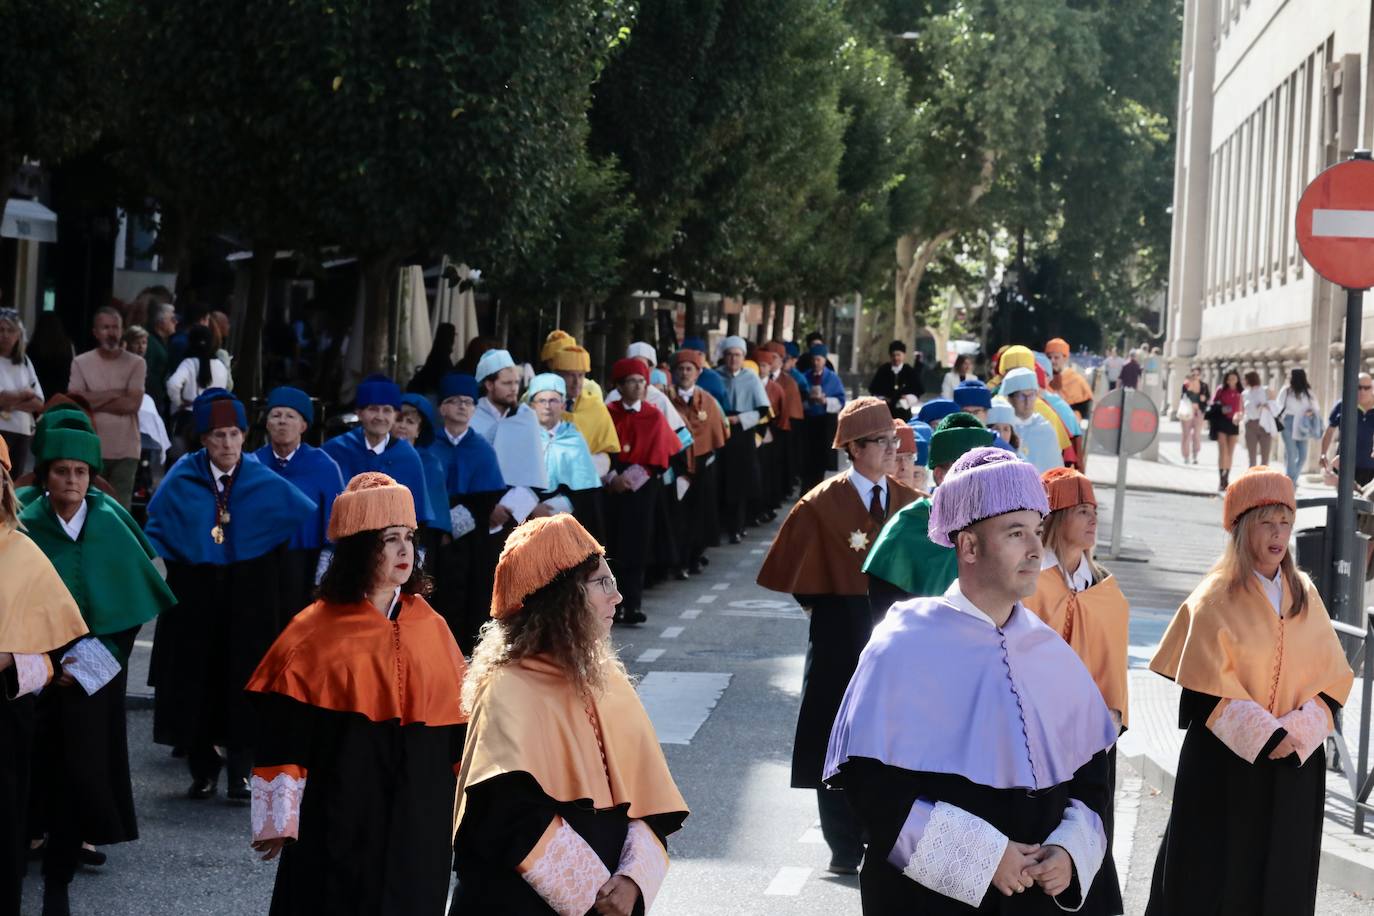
(847, 467, 888, 508)
(677, 386, 696, 401)
(622, 400, 642, 413)
(1255, 568, 1284, 616)
(366, 433, 390, 455)
(211, 462, 236, 490)
(271, 446, 299, 464)
(57, 499, 89, 542)
(381, 586, 402, 620)
(1042, 549, 1094, 593)
(443, 427, 469, 446)
(943, 579, 1001, 627)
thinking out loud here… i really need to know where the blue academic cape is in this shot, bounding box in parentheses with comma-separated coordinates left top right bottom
(433, 429, 507, 497)
(697, 367, 729, 411)
(321, 428, 435, 526)
(146, 451, 317, 566)
(252, 442, 346, 550)
(543, 421, 602, 492)
(803, 367, 847, 417)
(417, 446, 453, 534)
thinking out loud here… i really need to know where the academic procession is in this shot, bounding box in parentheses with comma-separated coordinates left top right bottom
(0, 307, 1360, 916)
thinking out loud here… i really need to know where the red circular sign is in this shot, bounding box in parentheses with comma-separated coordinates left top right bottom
(1296, 157, 1374, 289)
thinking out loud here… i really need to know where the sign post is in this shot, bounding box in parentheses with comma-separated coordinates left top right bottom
(1295, 150, 1374, 635)
(1089, 387, 1159, 559)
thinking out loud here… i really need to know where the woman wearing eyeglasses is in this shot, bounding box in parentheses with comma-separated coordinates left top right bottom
(757, 397, 919, 876)
(452, 514, 688, 915)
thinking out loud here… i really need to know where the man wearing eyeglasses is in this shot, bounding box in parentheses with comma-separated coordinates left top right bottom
(758, 396, 919, 876)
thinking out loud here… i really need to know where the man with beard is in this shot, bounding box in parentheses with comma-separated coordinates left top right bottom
(67, 308, 144, 507)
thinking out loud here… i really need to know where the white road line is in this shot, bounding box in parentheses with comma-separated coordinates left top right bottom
(661, 626, 684, 639)
(696, 594, 718, 604)
(636, 671, 732, 744)
(749, 548, 765, 555)
(133, 640, 154, 650)
(636, 648, 665, 664)
(1113, 776, 1143, 888)
(680, 609, 702, 620)
(764, 866, 811, 896)
(711, 582, 730, 591)
(798, 826, 826, 845)
(720, 608, 806, 620)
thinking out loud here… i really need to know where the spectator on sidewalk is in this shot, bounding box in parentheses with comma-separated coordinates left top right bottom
(1206, 369, 1242, 492)
(939, 353, 972, 401)
(67, 307, 144, 508)
(1241, 370, 1280, 467)
(1276, 368, 1321, 484)
(1177, 366, 1209, 465)
(1102, 346, 1125, 388)
(868, 340, 923, 419)
(1117, 349, 1143, 390)
(1318, 371, 1374, 488)
(145, 301, 176, 417)
(0, 308, 44, 475)
(1146, 467, 1352, 915)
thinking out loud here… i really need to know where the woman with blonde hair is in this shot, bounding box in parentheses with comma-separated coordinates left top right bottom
(0, 436, 87, 915)
(451, 514, 688, 915)
(1146, 467, 1354, 915)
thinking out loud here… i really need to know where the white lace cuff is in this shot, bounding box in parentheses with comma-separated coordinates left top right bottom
(251, 770, 307, 842)
(1043, 799, 1106, 912)
(11, 653, 51, 698)
(890, 799, 1006, 908)
(1208, 698, 1282, 763)
(615, 819, 668, 911)
(61, 638, 122, 696)
(449, 504, 476, 538)
(1279, 699, 1332, 765)
(520, 819, 610, 916)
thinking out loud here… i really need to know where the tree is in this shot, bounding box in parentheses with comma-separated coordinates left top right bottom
(119, 0, 632, 394)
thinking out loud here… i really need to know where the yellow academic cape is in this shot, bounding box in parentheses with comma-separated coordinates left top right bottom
(564, 390, 620, 457)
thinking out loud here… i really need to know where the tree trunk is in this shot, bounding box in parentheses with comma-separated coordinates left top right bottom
(683, 288, 697, 340)
(771, 296, 787, 341)
(360, 254, 395, 376)
(233, 238, 274, 400)
(565, 298, 588, 341)
(757, 300, 774, 344)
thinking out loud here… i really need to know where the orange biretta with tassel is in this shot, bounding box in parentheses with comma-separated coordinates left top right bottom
(490, 514, 606, 619)
(326, 472, 418, 541)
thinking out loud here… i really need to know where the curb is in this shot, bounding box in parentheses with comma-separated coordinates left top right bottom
(1121, 748, 1374, 898)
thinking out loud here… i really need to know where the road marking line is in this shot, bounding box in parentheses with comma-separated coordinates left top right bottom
(1113, 776, 1143, 888)
(798, 826, 825, 845)
(749, 548, 765, 555)
(696, 594, 718, 604)
(661, 626, 684, 639)
(636, 648, 665, 664)
(636, 671, 732, 744)
(680, 609, 702, 619)
(711, 582, 730, 591)
(720, 608, 806, 620)
(764, 866, 811, 896)
(134, 640, 154, 650)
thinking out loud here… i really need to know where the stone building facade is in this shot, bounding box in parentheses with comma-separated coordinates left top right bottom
(1166, 0, 1374, 413)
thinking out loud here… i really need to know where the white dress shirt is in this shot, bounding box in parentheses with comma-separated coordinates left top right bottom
(848, 467, 889, 515)
(366, 433, 390, 455)
(442, 427, 469, 447)
(271, 446, 299, 466)
(212, 464, 235, 492)
(57, 500, 89, 542)
(942, 579, 998, 627)
(1255, 568, 1283, 616)
(1042, 549, 1094, 593)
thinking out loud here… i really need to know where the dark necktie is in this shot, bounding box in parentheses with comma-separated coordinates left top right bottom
(869, 486, 885, 524)
(275, 456, 289, 470)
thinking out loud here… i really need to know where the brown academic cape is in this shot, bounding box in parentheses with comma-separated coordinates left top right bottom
(673, 388, 728, 471)
(765, 378, 789, 432)
(775, 371, 805, 422)
(757, 473, 919, 597)
(1025, 565, 1131, 726)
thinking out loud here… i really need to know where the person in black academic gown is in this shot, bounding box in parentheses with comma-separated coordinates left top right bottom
(247, 472, 468, 916)
(867, 340, 923, 420)
(145, 389, 316, 801)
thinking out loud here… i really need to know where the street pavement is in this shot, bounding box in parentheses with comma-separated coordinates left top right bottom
(20, 479, 1374, 914)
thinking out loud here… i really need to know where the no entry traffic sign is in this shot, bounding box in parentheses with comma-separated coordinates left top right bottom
(1089, 388, 1159, 457)
(1296, 155, 1374, 289)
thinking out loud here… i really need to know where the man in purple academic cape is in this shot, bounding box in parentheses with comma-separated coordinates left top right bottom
(824, 447, 1121, 915)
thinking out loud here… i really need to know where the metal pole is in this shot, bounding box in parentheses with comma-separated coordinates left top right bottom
(1333, 286, 1363, 629)
(1109, 399, 1128, 559)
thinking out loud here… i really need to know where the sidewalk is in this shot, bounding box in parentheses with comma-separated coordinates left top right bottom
(1121, 668, 1374, 896)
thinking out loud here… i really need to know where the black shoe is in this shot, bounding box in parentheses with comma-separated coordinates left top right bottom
(187, 778, 217, 800)
(674, 568, 690, 581)
(42, 880, 71, 916)
(78, 846, 107, 868)
(619, 608, 647, 626)
(171, 745, 187, 759)
(698, 555, 710, 567)
(227, 778, 251, 802)
(687, 560, 705, 576)
(729, 532, 742, 545)
(826, 859, 861, 876)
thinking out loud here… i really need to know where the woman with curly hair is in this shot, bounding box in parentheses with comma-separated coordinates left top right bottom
(245, 472, 469, 915)
(451, 514, 689, 916)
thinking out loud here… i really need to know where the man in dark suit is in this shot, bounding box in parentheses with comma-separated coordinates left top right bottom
(868, 340, 924, 419)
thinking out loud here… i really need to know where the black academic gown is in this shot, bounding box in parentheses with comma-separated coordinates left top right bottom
(1, 667, 39, 916)
(434, 486, 502, 655)
(1145, 688, 1338, 916)
(835, 752, 1119, 915)
(792, 595, 881, 789)
(868, 363, 922, 419)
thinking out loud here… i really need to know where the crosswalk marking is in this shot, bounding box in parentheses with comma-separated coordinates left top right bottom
(680, 609, 702, 619)
(696, 594, 718, 604)
(636, 671, 732, 744)
(636, 648, 665, 664)
(764, 866, 811, 895)
(711, 582, 730, 590)
(798, 826, 825, 845)
(661, 626, 684, 639)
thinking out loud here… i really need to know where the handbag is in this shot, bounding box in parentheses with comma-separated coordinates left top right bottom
(1175, 398, 1195, 421)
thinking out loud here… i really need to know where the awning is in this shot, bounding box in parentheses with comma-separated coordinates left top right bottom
(1, 198, 58, 243)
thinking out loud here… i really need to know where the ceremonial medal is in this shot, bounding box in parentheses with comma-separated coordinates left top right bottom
(211, 525, 225, 544)
(622, 443, 631, 452)
(848, 530, 869, 552)
(218, 509, 231, 525)
(697, 410, 706, 421)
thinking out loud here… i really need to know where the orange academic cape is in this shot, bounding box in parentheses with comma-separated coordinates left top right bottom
(1024, 565, 1131, 726)
(1051, 366, 1095, 410)
(1150, 571, 1353, 718)
(757, 473, 919, 597)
